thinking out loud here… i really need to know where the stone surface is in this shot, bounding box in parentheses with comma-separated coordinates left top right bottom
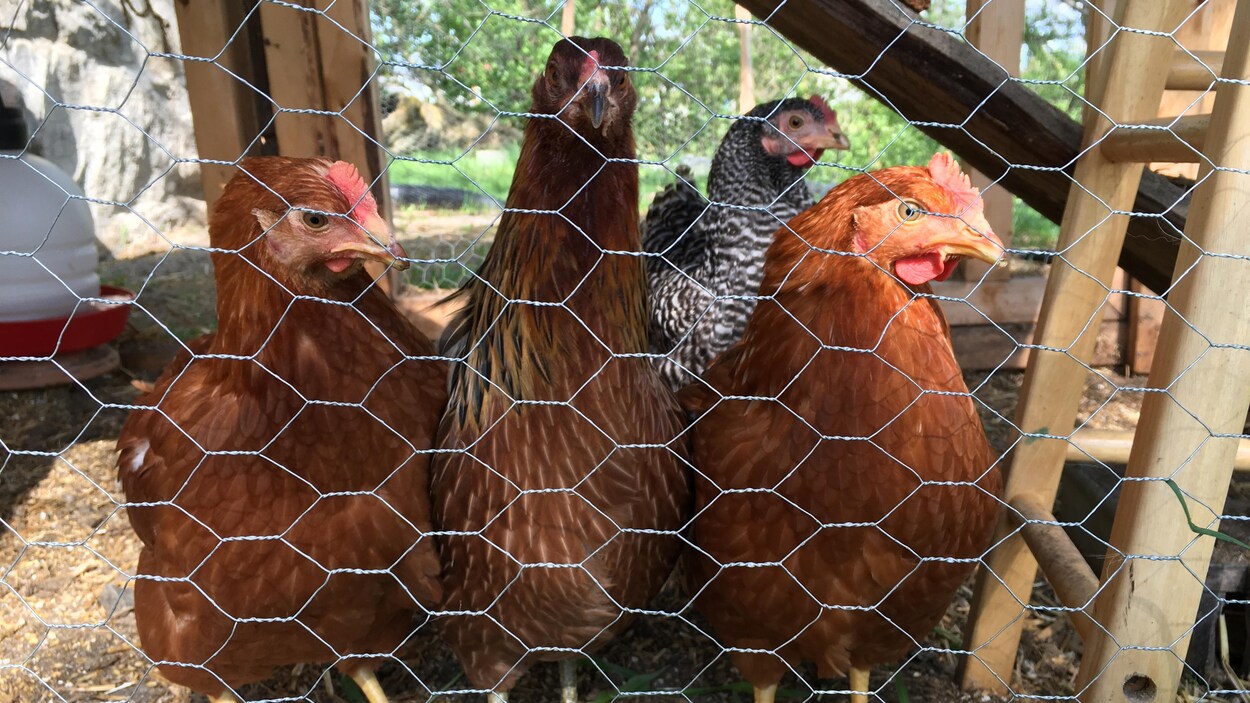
(1, 0, 205, 257)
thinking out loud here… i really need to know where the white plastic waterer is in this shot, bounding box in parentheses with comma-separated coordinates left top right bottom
(0, 94, 100, 323)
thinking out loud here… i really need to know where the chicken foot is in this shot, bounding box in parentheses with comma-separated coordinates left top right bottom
(209, 695, 241, 703)
(753, 683, 778, 703)
(344, 666, 391, 703)
(560, 659, 578, 703)
(487, 691, 509, 702)
(849, 667, 870, 703)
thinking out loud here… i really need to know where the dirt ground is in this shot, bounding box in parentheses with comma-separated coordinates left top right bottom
(0, 210, 1236, 702)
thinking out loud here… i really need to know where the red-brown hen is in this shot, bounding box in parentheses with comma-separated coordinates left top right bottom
(683, 154, 1005, 703)
(116, 157, 447, 703)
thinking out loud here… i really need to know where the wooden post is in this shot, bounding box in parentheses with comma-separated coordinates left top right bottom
(961, 0, 1022, 281)
(735, 4, 755, 113)
(1010, 496, 1098, 643)
(1075, 3, 1250, 698)
(959, 0, 1192, 694)
(255, 0, 395, 291)
(1127, 278, 1164, 375)
(172, 0, 272, 209)
(561, 0, 576, 36)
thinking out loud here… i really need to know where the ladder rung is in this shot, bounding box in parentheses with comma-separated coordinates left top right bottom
(1099, 114, 1209, 163)
(1167, 49, 1225, 91)
(1065, 427, 1250, 469)
(1009, 495, 1098, 642)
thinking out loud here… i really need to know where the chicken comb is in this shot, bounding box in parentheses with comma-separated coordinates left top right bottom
(927, 152, 981, 213)
(325, 161, 379, 225)
(809, 94, 838, 123)
(578, 49, 601, 83)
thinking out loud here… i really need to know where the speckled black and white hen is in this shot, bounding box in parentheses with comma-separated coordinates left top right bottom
(643, 96, 850, 390)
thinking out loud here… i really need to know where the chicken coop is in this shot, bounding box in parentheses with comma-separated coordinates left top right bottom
(1, 0, 1248, 702)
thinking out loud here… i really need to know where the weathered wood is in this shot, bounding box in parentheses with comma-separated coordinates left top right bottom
(1009, 496, 1098, 643)
(1075, 3, 1250, 698)
(0, 345, 120, 391)
(960, 0, 1022, 282)
(1100, 114, 1210, 164)
(1128, 278, 1164, 375)
(173, 0, 273, 208)
(1065, 428, 1250, 471)
(1168, 49, 1226, 91)
(735, 0, 1188, 294)
(932, 276, 1046, 327)
(959, 0, 1193, 693)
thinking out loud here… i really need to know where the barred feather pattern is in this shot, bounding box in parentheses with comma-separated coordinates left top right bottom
(644, 98, 827, 390)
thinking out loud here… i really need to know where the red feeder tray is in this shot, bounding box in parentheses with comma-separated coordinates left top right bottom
(0, 286, 135, 358)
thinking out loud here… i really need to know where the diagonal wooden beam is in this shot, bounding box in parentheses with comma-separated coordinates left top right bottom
(735, 0, 1188, 294)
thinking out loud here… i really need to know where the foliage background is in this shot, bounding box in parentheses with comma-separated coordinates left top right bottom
(371, 0, 1088, 249)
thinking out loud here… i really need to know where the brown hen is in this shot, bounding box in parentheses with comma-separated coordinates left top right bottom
(432, 38, 691, 702)
(683, 154, 1005, 703)
(115, 157, 446, 703)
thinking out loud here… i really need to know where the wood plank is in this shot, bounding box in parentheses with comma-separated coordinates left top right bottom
(172, 0, 273, 208)
(1100, 114, 1209, 164)
(734, 0, 1188, 294)
(959, 0, 1193, 693)
(932, 276, 1045, 327)
(960, 0, 1022, 281)
(1128, 278, 1164, 375)
(257, 0, 332, 159)
(1157, 0, 1236, 180)
(1064, 428, 1250, 471)
(1075, 4, 1250, 698)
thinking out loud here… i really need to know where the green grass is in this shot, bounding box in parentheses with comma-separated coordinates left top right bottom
(1012, 199, 1060, 252)
(388, 146, 687, 213)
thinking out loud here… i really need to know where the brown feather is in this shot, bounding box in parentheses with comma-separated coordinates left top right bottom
(433, 38, 691, 693)
(686, 167, 1002, 686)
(115, 157, 447, 696)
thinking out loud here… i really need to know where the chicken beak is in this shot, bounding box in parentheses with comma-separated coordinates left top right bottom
(939, 225, 1007, 266)
(331, 218, 409, 271)
(588, 83, 607, 131)
(804, 124, 851, 152)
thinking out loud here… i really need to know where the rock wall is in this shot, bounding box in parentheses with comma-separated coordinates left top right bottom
(1, 0, 205, 256)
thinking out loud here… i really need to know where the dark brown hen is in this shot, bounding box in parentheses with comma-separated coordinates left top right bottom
(683, 154, 1005, 703)
(432, 37, 691, 702)
(115, 157, 446, 703)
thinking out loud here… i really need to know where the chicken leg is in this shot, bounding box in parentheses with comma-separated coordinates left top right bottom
(487, 692, 509, 703)
(559, 659, 580, 703)
(754, 683, 778, 703)
(346, 666, 391, 703)
(850, 667, 870, 703)
(210, 695, 241, 703)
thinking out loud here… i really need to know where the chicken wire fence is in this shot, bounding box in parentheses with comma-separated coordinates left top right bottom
(1, 1, 1249, 702)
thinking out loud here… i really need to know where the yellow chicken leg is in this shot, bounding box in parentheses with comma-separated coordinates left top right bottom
(487, 691, 509, 703)
(210, 693, 241, 703)
(346, 666, 391, 703)
(754, 683, 778, 703)
(849, 667, 870, 703)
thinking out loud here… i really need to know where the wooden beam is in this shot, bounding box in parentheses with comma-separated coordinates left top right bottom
(1100, 114, 1209, 164)
(1075, 4, 1250, 697)
(959, 0, 1193, 693)
(1168, 49, 1226, 91)
(1065, 429, 1250, 471)
(961, 0, 1022, 282)
(734, 0, 1187, 294)
(1009, 495, 1097, 643)
(172, 0, 273, 209)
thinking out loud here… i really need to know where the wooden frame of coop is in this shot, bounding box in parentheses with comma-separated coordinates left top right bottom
(171, 0, 1249, 700)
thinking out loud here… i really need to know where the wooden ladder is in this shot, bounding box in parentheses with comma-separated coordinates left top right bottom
(959, 0, 1250, 700)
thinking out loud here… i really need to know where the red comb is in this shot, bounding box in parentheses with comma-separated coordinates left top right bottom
(578, 49, 601, 83)
(325, 161, 379, 225)
(928, 152, 980, 212)
(809, 94, 838, 123)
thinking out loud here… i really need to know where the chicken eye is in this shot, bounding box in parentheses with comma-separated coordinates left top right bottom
(787, 114, 804, 130)
(614, 73, 626, 87)
(302, 212, 331, 231)
(896, 199, 925, 222)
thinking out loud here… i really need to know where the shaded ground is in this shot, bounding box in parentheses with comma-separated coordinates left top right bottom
(0, 210, 1225, 702)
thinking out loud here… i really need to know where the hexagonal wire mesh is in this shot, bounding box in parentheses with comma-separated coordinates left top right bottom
(1, 0, 1249, 702)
